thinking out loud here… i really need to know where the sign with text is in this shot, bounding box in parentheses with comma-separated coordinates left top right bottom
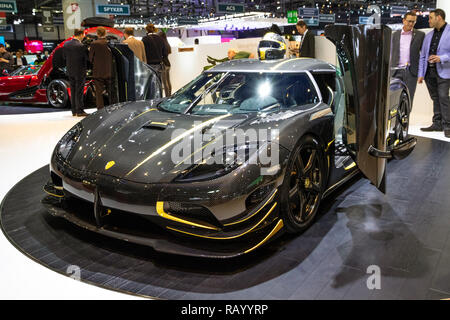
(217, 3, 245, 14)
(0, 1, 16, 13)
(178, 17, 198, 25)
(304, 17, 319, 26)
(96, 4, 130, 16)
(0, 24, 13, 32)
(359, 16, 375, 25)
(391, 6, 409, 16)
(298, 8, 319, 18)
(287, 10, 298, 24)
(319, 14, 335, 23)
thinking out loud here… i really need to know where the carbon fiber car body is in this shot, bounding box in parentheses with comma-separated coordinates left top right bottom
(42, 25, 417, 258)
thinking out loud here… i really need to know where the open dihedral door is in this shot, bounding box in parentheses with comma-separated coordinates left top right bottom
(325, 24, 392, 193)
(110, 43, 162, 102)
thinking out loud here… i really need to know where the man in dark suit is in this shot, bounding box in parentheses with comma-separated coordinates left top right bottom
(63, 29, 88, 116)
(142, 23, 167, 80)
(391, 11, 425, 105)
(296, 20, 315, 58)
(89, 27, 115, 110)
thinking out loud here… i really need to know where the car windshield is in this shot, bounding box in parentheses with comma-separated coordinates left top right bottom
(9, 65, 41, 76)
(159, 71, 320, 115)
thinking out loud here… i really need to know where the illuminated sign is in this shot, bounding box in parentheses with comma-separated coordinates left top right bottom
(96, 4, 130, 16)
(0, 1, 16, 13)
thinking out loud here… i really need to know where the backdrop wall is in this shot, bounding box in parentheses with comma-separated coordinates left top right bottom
(167, 31, 437, 127)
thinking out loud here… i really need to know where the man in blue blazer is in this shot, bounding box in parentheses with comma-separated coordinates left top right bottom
(418, 9, 450, 138)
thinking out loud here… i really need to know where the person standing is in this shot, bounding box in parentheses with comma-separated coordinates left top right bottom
(63, 29, 88, 117)
(14, 50, 28, 66)
(391, 12, 425, 105)
(123, 27, 146, 63)
(89, 27, 115, 110)
(157, 30, 172, 97)
(0, 44, 13, 73)
(142, 23, 167, 80)
(418, 9, 450, 138)
(296, 20, 315, 58)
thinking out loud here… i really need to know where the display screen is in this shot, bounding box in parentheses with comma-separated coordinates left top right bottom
(24, 40, 44, 53)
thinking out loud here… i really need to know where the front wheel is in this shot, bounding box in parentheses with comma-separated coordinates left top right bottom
(47, 79, 70, 108)
(279, 135, 326, 234)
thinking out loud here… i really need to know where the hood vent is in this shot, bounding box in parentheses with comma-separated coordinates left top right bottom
(142, 121, 169, 131)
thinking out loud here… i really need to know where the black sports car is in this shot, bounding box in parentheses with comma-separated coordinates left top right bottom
(43, 25, 417, 258)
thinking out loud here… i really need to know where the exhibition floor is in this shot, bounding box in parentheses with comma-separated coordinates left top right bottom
(0, 107, 449, 299)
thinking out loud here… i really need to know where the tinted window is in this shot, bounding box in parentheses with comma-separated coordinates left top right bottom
(159, 72, 319, 115)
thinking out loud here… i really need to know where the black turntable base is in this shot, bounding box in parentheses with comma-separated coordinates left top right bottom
(1, 137, 450, 300)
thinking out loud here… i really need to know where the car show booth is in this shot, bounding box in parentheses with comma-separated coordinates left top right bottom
(1, 21, 450, 300)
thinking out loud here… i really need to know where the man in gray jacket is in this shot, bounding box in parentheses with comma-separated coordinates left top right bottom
(391, 11, 425, 106)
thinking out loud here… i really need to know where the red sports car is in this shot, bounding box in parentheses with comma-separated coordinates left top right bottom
(0, 26, 124, 108)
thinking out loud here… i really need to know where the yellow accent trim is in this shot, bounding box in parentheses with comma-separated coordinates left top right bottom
(150, 121, 168, 126)
(344, 162, 357, 171)
(224, 189, 278, 226)
(260, 50, 266, 60)
(156, 201, 220, 230)
(166, 202, 278, 240)
(244, 219, 284, 254)
(390, 109, 398, 117)
(105, 161, 115, 170)
(126, 114, 231, 176)
(43, 187, 64, 198)
(325, 139, 335, 152)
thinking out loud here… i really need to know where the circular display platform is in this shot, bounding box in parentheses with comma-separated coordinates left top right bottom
(2, 136, 450, 299)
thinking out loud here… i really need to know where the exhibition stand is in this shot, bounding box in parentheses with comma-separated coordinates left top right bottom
(1, 136, 450, 299)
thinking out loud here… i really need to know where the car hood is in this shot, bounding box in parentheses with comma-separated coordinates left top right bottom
(67, 100, 276, 183)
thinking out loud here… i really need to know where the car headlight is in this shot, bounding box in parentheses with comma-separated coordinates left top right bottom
(174, 143, 258, 182)
(56, 122, 83, 159)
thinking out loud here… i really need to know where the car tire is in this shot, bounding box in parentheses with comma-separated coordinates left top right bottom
(394, 91, 410, 144)
(47, 79, 70, 109)
(279, 135, 326, 234)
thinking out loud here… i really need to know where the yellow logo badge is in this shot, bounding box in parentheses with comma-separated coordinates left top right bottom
(105, 161, 115, 170)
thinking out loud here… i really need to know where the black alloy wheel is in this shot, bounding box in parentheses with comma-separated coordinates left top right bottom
(280, 135, 326, 233)
(394, 91, 410, 145)
(47, 79, 70, 108)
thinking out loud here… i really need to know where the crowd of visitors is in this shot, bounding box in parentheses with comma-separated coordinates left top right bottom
(0, 9, 447, 136)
